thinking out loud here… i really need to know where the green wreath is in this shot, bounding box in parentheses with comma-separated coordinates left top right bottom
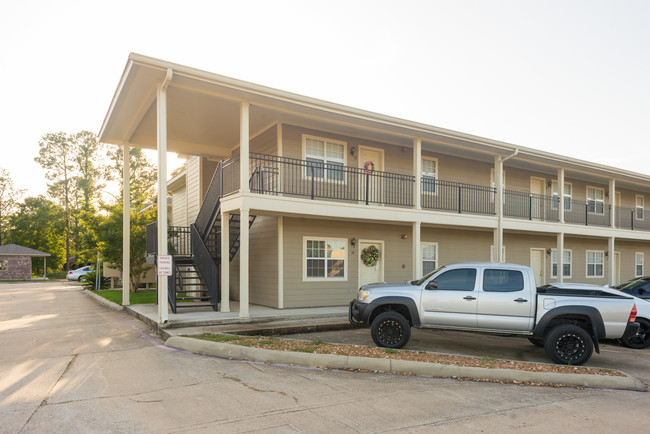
(361, 245, 380, 267)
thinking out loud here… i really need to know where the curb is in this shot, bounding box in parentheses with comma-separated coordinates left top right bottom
(83, 290, 124, 312)
(165, 336, 647, 392)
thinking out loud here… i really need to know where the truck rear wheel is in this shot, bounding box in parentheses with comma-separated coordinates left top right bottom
(371, 311, 411, 349)
(544, 324, 593, 365)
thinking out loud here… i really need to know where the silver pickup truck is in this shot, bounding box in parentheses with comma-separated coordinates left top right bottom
(349, 262, 640, 365)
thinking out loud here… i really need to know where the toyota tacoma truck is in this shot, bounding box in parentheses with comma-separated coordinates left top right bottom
(349, 262, 640, 365)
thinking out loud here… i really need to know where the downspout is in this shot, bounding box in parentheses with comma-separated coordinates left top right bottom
(495, 148, 518, 262)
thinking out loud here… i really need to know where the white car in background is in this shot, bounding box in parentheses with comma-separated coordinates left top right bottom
(67, 266, 92, 281)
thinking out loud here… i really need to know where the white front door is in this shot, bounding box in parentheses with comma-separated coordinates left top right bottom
(530, 177, 546, 220)
(358, 147, 384, 204)
(530, 248, 545, 286)
(358, 240, 384, 287)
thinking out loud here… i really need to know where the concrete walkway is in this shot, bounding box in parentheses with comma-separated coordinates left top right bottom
(3, 281, 650, 432)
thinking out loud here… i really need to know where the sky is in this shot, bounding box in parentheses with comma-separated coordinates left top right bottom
(1, 0, 649, 199)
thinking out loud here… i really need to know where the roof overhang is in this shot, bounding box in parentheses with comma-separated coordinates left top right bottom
(99, 53, 650, 190)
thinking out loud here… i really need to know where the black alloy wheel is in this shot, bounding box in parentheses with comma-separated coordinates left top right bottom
(544, 324, 593, 365)
(370, 311, 411, 349)
(620, 318, 650, 349)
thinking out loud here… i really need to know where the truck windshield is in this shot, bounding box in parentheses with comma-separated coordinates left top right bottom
(414, 266, 445, 286)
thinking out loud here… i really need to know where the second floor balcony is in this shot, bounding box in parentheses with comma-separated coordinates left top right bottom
(218, 153, 650, 232)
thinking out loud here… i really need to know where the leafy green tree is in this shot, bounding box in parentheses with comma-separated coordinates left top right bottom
(73, 130, 105, 211)
(105, 147, 158, 209)
(0, 168, 25, 245)
(7, 196, 65, 271)
(34, 132, 77, 270)
(96, 202, 156, 291)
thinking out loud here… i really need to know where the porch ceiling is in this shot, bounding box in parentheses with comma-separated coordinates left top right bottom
(99, 53, 650, 191)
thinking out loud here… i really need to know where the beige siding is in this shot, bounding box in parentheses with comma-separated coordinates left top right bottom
(171, 184, 188, 227)
(186, 156, 201, 223)
(249, 216, 278, 307)
(421, 227, 493, 264)
(434, 154, 493, 187)
(201, 158, 219, 201)
(251, 124, 278, 155)
(614, 241, 650, 282)
(282, 217, 412, 308)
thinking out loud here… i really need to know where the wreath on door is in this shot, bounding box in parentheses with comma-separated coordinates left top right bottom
(361, 245, 380, 267)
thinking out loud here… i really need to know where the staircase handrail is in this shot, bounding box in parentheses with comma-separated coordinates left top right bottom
(190, 223, 219, 311)
(195, 161, 224, 240)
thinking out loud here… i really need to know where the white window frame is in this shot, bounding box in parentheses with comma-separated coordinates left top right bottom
(636, 195, 644, 221)
(302, 236, 348, 281)
(551, 181, 572, 211)
(302, 134, 347, 182)
(421, 157, 438, 195)
(636, 252, 644, 277)
(586, 186, 605, 215)
(586, 250, 604, 278)
(421, 242, 438, 275)
(551, 249, 572, 278)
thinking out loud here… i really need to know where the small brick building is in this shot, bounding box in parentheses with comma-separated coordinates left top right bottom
(0, 244, 51, 280)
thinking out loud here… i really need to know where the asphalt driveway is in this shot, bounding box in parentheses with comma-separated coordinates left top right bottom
(2, 281, 650, 433)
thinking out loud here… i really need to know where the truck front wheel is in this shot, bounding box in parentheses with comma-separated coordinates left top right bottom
(544, 324, 593, 365)
(371, 311, 411, 349)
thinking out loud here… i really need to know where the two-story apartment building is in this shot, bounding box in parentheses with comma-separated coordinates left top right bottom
(99, 54, 650, 324)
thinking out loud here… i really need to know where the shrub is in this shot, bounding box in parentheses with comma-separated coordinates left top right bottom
(80, 270, 110, 290)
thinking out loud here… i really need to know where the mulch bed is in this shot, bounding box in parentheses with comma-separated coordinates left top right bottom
(192, 333, 622, 377)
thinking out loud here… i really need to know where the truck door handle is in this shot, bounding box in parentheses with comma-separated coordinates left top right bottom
(463, 296, 476, 301)
(514, 298, 528, 303)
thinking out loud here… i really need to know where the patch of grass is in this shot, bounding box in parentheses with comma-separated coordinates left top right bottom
(90, 289, 157, 306)
(385, 348, 398, 354)
(194, 333, 244, 342)
(294, 346, 317, 353)
(312, 339, 325, 345)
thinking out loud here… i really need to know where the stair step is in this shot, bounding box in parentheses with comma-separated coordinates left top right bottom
(176, 304, 215, 309)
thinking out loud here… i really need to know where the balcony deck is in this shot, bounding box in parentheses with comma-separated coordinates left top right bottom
(215, 153, 650, 232)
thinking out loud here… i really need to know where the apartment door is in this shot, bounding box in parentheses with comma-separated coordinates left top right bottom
(358, 147, 384, 204)
(530, 248, 545, 286)
(614, 252, 621, 285)
(530, 177, 546, 220)
(358, 240, 384, 287)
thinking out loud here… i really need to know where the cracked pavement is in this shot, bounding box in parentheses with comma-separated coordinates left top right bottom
(1, 281, 649, 433)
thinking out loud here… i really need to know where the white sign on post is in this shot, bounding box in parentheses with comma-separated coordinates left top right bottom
(157, 255, 173, 276)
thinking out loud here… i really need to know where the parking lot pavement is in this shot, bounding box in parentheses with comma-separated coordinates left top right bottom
(2, 281, 650, 433)
(280, 326, 650, 385)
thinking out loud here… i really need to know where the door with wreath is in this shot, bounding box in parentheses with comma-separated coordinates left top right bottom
(358, 240, 384, 287)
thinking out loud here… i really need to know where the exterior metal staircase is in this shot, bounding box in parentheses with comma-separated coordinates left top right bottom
(146, 159, 256, 313)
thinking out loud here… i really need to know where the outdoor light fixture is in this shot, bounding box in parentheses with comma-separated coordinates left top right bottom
(350, 146, 356, 157)
(351, 238, 356, 247)
(546, 249, 552, 255)
(401, 234, 408, 239)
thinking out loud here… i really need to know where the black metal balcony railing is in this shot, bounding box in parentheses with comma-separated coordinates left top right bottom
(249, 153, 414, 207)
(421, 179, 496, 215)
(145, 224, 191, 256)
(503, 190, 559, 221)
(183, 152, 650, 233)
(617, 207, 650, 231)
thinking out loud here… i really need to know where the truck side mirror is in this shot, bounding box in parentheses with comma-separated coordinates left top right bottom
(426, 281, 438, 290)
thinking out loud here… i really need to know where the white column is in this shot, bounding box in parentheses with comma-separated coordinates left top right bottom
(558, 168, 565, 224)
(277, 122, 283, 156)
(122, 144, 131, 306)
(412, 221, 421, 279)
(608, 236, 616, 286)
(557, 232, 564, 284)
(494, 155, 504, 262)
(43, 257, 47, 279)
(278, 216, 284, 308)
(413, 138, 422, 210)
(220, 211, 230, 312)
(156, 70, 172, 324)
(609, 178, 616, 229)
(240, 102, 250, 194)
(239, 209, 250, 317)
